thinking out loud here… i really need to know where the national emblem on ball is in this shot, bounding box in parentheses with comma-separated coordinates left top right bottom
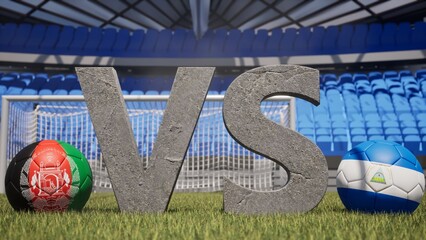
(336, 140, 425, 213)
(4, 140, 93, 211)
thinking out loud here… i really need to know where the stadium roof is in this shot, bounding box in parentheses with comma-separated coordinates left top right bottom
(0, 0, 425, 35)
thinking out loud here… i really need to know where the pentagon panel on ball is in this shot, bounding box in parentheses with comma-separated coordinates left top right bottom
(4, 140, 93, 212)
(336, 140, 425, 213)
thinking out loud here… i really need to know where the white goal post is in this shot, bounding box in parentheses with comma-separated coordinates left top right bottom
(0, 95, 295, 194)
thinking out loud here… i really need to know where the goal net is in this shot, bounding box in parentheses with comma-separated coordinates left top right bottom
(1, 95, 294, 192)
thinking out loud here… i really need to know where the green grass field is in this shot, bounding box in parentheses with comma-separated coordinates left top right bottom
(0, 192, 425, 240)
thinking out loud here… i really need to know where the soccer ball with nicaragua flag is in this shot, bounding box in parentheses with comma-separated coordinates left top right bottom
(336, 140, 425, 213)
(5, 140, 93, 211)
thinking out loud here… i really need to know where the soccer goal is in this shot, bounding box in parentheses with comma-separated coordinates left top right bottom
(0, 95, 295, 193)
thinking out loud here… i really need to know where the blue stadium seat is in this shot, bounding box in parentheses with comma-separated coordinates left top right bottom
(359, 94, 377, 113)
(49, 74, 79, 95)
(355, 79, 371, 94)
(366, 120, 381, 128)
(348, 114, 363, 124)
(251, 29, 268, 56)
(375, 93, 394, 112)
(69, 26, 89, 54)
(402, 127, 419, 137)
(338, 73, 352, 84)
(392, 94, 411, 112)
(353, 73, 368, 82)
(293, 27, 311, 54)
(365, 23, 382, 51)
(384, 71, 398, 79)
(351, 24, 368, 52)
(365, 113, 381, 122)
(342, 83, 356, 95)
(39, 74, 64, 95)
(405, 84, 422, 99)
(299, 128, 314, 136)
(83, 27, 102, 54)
(21, 88, 38, 95)
(386, 135, 403, 144)
(368, 71, 383, 81)
(5, 80, 26, 95)
(53, 80, 72, 95)
(308, 26, 325, 54)
(383, 120, 399, 128)
(367, 127, 383, 136)
(126, 30, 145, 55)
(25, 24, 47, 52)
(396, 22, 411, 50)
(328, 96, 344, 113)
(40, 25, 61, 52)
(168, 29, 187, 56)
(23, 74, 47, 93)
(265, 28, 282, 56)
(0, 73, 19, 94)
(154, 29, 173, 56)
(19, 72, 34, 86)
(401, 75, 417, 85)
(333, 128, 347, 136)
(380, 23, 397, 51)
(416, 112, 426, 122)
(130, 90, 144, 95)
(351, 128, 366, 136)
(399, 120, 417, 128)
(371, 79, 388, 95)
(399, 70, 412, 77)
(195, 30, 214, 57)
(385, 127, 402, 136)
(323, 73, 337, 83)
(410, 97, 426, 112)
(337, 25, 353, 52)
(386, 78, 404, 95)
(120, 77, 135, 95)
(69, 89, 82, 95)
(421, 128, 426, 137)
(223, 29, 241, 57)
(9, 24, 32, 51)
(55, 26, 75, 53)
(279, 28, 297, 55)
(416, 69, 426, 79)
(322, 26, 338, 54)
(210, 29, 227, 56)
(412, 21, 426, 49)
(112, 29, 130, 55)
(182, 31, 196, 57)
(369, 135, 385, 141)
(420, 80, 426, 96)
(0, 23, 17, 49)
(98, 28, 117, 54)
(238, 29, 255, 56)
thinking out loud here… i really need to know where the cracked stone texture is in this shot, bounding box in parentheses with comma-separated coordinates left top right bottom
(222, 65, 328, 214)
(76, 67, 215, 213)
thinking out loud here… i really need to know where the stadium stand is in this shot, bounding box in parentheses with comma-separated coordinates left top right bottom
(1, 22, 426, 57)
(1, 69, 425, 157)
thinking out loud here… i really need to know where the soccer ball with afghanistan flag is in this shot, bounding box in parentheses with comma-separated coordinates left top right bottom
(5, 140, 92, 211)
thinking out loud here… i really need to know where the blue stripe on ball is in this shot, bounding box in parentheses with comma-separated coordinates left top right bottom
(338, 188, 420, 213)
